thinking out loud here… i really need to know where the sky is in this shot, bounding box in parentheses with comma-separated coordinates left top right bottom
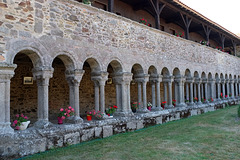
(180, 0, 240, 35)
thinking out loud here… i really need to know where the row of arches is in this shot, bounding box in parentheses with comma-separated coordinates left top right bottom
(9, 49, 240, 127)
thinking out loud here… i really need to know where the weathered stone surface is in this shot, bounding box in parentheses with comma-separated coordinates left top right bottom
(81, 128, 94, 142)
(103, 125, 113, 138)
(69, 15, 78, 21)
(126, 122, 136, 130)
(0, 3, 7, 8)
(64, 132, 80, 145)
(190, 110, 198, 116)
(19, 31, 31, 38)
(35, 9, 43, 19)
(94, 127, 102, 138)
(136, 121, 144, 130)
(155, 116, 162, 124)
(51, 29, 63, 37)
(34, 19, 43, 33)
(47, 136, 63, 149)
(5, 15, 15, 20)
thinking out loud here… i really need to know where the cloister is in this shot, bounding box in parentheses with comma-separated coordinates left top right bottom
(0, 0, 240, 158)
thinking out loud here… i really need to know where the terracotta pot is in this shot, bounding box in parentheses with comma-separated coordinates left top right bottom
(87, 115, 92, 121)
(58, 117, 63, 124)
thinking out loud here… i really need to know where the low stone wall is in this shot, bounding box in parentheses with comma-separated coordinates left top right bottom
(1, 100, 239, 159)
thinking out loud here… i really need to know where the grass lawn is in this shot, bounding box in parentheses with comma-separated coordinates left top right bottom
(22, 105, 240, 160)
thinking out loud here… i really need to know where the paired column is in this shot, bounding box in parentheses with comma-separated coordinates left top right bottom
(134, 74, 149, 113)
(186, 77, 194, 106)
(0, 64, 16, 134)
(174, 76, 186, 107)
(91, 71, 108, 117)
(234, 79, 238, 98)
(150, 74, 163, 110)
(162, 76, 174, 109)
(229, 79, 234, 99)
(66, 69, 85, 123)
(215, 78, 221, 101)
(225, 79, 230, 99)
(113, 72, 133, 116)
(33, 67, 54, 128)
(202, 78, 208, 103)
(221, 79, 226, 100)
(208, 78, 215, 102)
(194, 78, 202, 105)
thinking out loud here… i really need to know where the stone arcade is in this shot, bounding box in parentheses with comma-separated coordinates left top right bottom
(0, 0, 240, 158)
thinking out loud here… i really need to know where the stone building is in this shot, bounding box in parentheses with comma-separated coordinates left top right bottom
(0, 0, 240, 158)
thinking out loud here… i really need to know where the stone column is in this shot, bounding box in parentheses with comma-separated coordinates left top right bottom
(151, 82, 156, 108)
(156, 75, 163, 110)
(215, 78, 221, 101)
(208, 78, 215, 102)
(202, 78, 208, 103)
(238, 79, 240, 97)
(134, 74, 149, 113)
(186, 77, 194, 106)
(225, 79, 230, 99)
(137, 82, 142, 108)
(221, 79, 226, 99)
(174, 76, 186, 107)
(195, 78, 202, 105)
(229, 79, 234, 99)
(185, 83, 189, 102)
(33, 67, 54, 128)
(66, 69, 85, 123)
(193, 83, 197, 99)
(201, 83, 204, 100)
(91, 71, 108, 117)
(0, 64, 16, 134)
(235, 79, 238, 98)
(113, 72, 133, 116)
(163, 76, 174, 109)
(163, 82, 168, 103)
(93, 81, 100, 111)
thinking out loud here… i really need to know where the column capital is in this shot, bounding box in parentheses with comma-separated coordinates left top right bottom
(186, 77, 194, 83)
(32, 66, 54, 86)
(91, 71, 108, 85)
(162, 76, 174, 82)
(220, 79, 225, 84)
(134, 74, 149, 83)
(194, 77, 201, 83)
(208, 78, 215, 83)
(149, 74, 162, 83)
(0, 63, 16, 82)
(65, 69, 85, 85)
(225, 79, 229, 83)
(229, 79, 234, 83)
(174, 75, 186, 83)
(113, 72, 133, 85)
(201, 78, 208, 83)
(234, 79, 238, 83)
(215, 78, 221, 83)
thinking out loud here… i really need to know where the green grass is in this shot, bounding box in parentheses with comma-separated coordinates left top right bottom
(22, 106, 240, 160)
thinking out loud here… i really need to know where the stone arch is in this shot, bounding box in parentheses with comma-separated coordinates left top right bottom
(208, 73, 212, 79)
(201, 72, 206, 78)
(173, 68, 181, 76)
(161, 67, 170, 76)
(132, 64, 144, 75)
(185, 69, 191, 77)
(83, 58, 101, 73)
(107, 60, 123, 73)
(225, 74, 228, 79)
(194, 71, 199, 78)
(148, 65, 158, 75)
(6, 39, 46, 68)
(215, 73, 219, 79)
(51, 53, 76, 71)
(220, 73, 224, 79)
(229, 74, 232, 80)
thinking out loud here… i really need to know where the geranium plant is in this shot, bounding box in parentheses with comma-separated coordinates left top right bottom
(95, 111, 104, 119)
(201, 98, 206, 103)
(87, 110, 96, 116)
(193, 97, 198, 102)
(172, 99, 176, 106)
(161, 101, 167, 109)
(200, 40, 209, 46)
(131, 102, 139, 109)
(208, 98, 214, 102)
(139, 18, 151, 26)
(175, 31, 184, 38)
(106, 105, 118, 116)
(58, 106, 75, 120)
(12, 114, 28, 130)
(220, 93, 223, 99)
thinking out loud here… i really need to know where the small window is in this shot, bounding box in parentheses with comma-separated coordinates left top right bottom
(92, 1, 107, 11)
(170, 29, 176, 35)
(160, 25, 164, 31)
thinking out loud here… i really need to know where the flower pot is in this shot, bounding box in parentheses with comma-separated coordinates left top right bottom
(147, 106, 151, 111)
(161, 105, 164, 109)
(19, 121, 30, 130)
(87, 115, 92, 121)
(58, 117, 63, 124)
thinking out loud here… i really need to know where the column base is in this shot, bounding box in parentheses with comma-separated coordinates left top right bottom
(188, 102, 195, 106)
(0, 122, 14, 134)
(114, 111, 134, 117)
(34, 120, 53, 129)
(67, 116, 83, 124)
(165, 104, 174, 109)
(175, 103, 187, 108)
(197, 101, 202, 105)
(137, 108, 150, 113)
(151, 106, 163, 111)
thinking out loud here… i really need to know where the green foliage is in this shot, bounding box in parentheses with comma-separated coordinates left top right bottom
(83, 0, 91, 5)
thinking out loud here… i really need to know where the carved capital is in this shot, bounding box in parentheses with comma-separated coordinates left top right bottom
(162, 76, 174, 83)
(113, 72, 132, 85)
(32, 66, 54, 86)
(91, 71, 108, 86)
(134, 74, 149, 83)
(65, 69, 85, 86)
(0, 63, 16, 82)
